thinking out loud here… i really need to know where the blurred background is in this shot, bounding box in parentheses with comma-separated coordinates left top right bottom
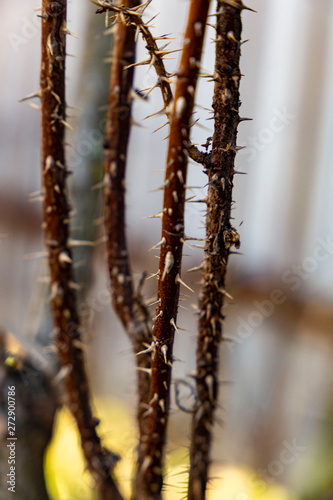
(1, 0, 333, 498)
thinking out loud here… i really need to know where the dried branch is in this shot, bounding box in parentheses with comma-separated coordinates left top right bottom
(93, 0, 173, 108)
(101, 0, 155, 480)
(187, 143, 212, 168)
(188, 2, 248, 499)
(40, 2, 123, 498)
(133, 2, 212, 499)
(93, 2, 211, 497)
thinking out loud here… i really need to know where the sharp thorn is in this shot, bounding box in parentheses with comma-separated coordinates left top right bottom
(187, 264, 204, 273)
(149, 237, 166, 251)
(18, 91, 41, 102)
(136, 343, 155, 356)
(180, 237, 194, 250)
(146, 270, 160, 280)
(143, 212, 163, 219)
(136, 366, 152, 376)
(124, 58, 151, 70)
(170, 318, 180, 335)
(66, 30, 82, 40)
(152, 121, 170, 134)
(175, 273, 194, 293)
(144, 106, 168, 121)
(24, 251, 48, 259)
(27, 102, 41, 112)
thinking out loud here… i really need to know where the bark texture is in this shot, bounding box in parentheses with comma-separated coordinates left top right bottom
(188, 2, 244, 499)
(101, 3, 155, 497)
(134, 2, 211, 499)
(40, 2, 123, 498)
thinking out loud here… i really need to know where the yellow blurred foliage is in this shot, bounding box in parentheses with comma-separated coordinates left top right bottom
(45, 398, 296, 500)
(45, 397, 136, 499)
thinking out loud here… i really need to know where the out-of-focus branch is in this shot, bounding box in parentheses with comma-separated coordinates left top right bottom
(40, 2, 123, 498)
(133, 2, 211, 499)
(101, 0, 156, 483)
(0, 332, 57, 500)
(188, 2, 248, 499)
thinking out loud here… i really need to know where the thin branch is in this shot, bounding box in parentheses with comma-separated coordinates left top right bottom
(188, 2, 247, 499)
(93, 0, 173, 108)
(40, 2, 123, 498)
(101, 0, 155, 484)
(187, 143, 212, 168)
(134, 2, 212, 499)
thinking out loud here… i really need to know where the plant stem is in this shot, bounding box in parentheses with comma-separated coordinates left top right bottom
(134, 2, 211, 499)
(102, 0, 156, 487)
(188, 2, 245, 499)
(93, 0, 173, 109)
(40, 2, 123, 498)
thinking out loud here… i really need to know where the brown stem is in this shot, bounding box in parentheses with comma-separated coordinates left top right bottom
(102, 0, 155, 485)
(187, 144, 212, 168)
(40, 2, 123, 499)
(133, 2, 211, 499)
(93, 0, 173, 109)
(188, 2, 246, 499)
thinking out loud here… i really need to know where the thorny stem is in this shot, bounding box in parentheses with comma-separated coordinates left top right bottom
(40, 1, 123, 499)
(188, 2, 246, 499)
(101, 0, 155, 488)
(93, 0, 173, 109)
(134, 2, 211, 499)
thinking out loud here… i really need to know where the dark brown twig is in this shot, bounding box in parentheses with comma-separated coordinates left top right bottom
(40, 2, 123, 498)
(101, 0, 156, 486)
(188, 2, 248, 499)
(187, 144, 212, 168)
(133, 2, 211, 499)
(93, 0, 173, 109)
